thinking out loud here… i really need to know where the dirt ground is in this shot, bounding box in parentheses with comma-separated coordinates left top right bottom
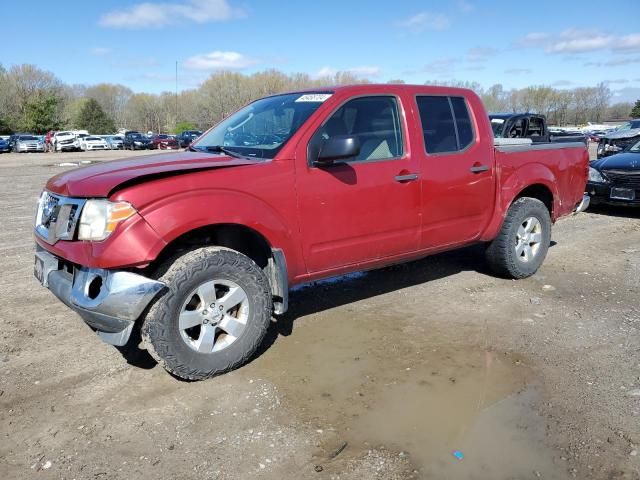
(1, 148, 639, 479)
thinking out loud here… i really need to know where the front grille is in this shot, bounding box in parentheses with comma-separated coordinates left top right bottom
(35, 192, 86, 244)
(603, 170, 640, 189)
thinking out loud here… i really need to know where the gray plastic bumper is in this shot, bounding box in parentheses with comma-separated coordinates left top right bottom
(36, 248, 165, 346)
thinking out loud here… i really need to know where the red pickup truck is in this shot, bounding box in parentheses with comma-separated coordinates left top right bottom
(34, 85, 589, 380)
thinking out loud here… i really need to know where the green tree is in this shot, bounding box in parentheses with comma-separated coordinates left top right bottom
(631, 100, 640, 118)
(173, 121, 197, 134)
(22, 95, 62, 133)
(77, 98, 115, 133)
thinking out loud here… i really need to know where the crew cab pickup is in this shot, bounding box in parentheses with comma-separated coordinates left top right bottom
(34, 85, 590, 380)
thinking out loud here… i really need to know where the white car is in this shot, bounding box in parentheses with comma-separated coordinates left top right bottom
(53, 131, 80, 152)
(79, 136, 109, 151)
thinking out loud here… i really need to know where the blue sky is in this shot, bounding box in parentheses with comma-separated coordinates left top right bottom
(3, 0, 640, 102)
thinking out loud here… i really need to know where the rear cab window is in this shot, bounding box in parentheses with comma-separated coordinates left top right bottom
(416, 96, 476, 154)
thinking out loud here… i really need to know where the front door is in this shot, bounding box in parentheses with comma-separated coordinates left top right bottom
(296, 95, 421, 273)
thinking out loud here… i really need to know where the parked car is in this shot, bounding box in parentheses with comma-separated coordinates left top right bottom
(106, 135, 124, 150)
(123, 131, 152, 150)
(79, 136, 109, 151)
(150, 134, 179, 150)
(176, 130, 202, 148)
(490, 113, 586, 144)
(597, 119, 640, 158)
(8, 133, 29, 152)
(0, 137, 10, 153)
(15, 135, 45, 153)
(33, 84, 589, 380)
(53, 131, 80, 152)
(587, 138, 640, 207)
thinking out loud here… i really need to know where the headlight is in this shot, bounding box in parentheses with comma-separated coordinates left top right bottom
(78, 200, 137, 241)
(588, 167, 606, 183)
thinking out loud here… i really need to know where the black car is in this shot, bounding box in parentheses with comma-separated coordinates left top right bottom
(123, 131, 152, 150)
(587, 138, 640, 207)
(176, 130, 202, 148)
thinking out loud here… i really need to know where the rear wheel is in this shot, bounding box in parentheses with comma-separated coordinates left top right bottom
(485, 197, 551, 279)
(141, 247, 272, 380)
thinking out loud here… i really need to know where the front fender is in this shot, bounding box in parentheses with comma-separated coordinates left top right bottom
(139, 188, 304, 278)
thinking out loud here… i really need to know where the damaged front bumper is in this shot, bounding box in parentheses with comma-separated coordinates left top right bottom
(35, 247, 165, 346)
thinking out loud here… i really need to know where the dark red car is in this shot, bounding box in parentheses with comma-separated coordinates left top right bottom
(34, 84, 589, 380)
(150, 134, 179, 150)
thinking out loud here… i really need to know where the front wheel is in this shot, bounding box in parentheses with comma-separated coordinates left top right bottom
(141, 247, 272, 380)
(485, 197, 551, 279)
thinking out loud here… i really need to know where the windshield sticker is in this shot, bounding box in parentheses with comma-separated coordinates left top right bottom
(295, 94, 332, 103)
(491, 118, 505, 124)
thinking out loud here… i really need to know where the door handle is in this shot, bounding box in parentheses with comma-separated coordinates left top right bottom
(469, 165, 490, 173)
(394, 173, 419, 182)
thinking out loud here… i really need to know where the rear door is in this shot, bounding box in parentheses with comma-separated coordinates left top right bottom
(295, 95, 421, 273)
(414, 95, 495, 248)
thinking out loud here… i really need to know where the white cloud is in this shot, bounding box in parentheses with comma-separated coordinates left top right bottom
(90, 47, 112, 55)
(183, 51, 259, 70)
(466, 47, 497, 63)
(517, 32, 550, 47)
(547, 34, 613, 54)
(551, 80, 574, 87)
(517, 29, 640, 54)
(619, 34, 640, 51)
(315, 66, 381, 79)
(504, 68, 532, 75)
(397, 12, 449, 32)
(457, 1, 475, 13)
(100, 0, 243, 28)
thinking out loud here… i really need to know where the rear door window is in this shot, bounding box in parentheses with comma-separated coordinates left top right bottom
(416, 96, 475, 154)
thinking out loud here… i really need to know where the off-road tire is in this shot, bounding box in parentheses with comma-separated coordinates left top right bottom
(485, 197, 551, 279)
(141, 247, 272, 380)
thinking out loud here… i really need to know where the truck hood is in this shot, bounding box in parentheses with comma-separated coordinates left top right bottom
(46, 151, 262, 197)
(591, 152, 640, 171)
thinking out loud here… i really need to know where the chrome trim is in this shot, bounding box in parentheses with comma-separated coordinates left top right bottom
(496, 141, 587, 153)
(35, 192, 86, 245)
(574, 194, 591, 214)
(37, 248, 166, 346)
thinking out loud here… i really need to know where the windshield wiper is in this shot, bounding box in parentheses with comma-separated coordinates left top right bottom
(190, 144, 253, 160)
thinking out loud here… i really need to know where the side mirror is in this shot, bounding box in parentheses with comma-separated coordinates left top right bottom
(315, 135, 360, 166)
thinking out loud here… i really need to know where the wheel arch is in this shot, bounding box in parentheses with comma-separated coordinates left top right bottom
(481, 163, 559, 242)
(149, 223, 288, 314)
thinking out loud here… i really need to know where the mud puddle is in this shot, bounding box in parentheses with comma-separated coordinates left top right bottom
(254, 297, 569, 479)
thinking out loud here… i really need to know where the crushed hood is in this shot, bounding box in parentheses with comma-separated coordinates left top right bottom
(603, 128, 640, 140)
(46, 151, 262, 197)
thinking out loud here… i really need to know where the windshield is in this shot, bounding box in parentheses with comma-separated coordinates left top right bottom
(193, 92, 333, 159)
(86, 137, 101, 141)
(490, 118, 506, 137)
(617, 120, 640, 131)
(19, 135, 38, 140)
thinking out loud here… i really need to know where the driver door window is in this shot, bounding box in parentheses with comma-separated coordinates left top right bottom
(309, 96, 403, 163)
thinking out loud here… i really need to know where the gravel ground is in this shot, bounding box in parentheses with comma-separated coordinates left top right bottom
(0, 149, 639, 479)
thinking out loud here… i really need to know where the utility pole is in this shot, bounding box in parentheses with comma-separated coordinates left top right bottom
(175, 60, 179, 131)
